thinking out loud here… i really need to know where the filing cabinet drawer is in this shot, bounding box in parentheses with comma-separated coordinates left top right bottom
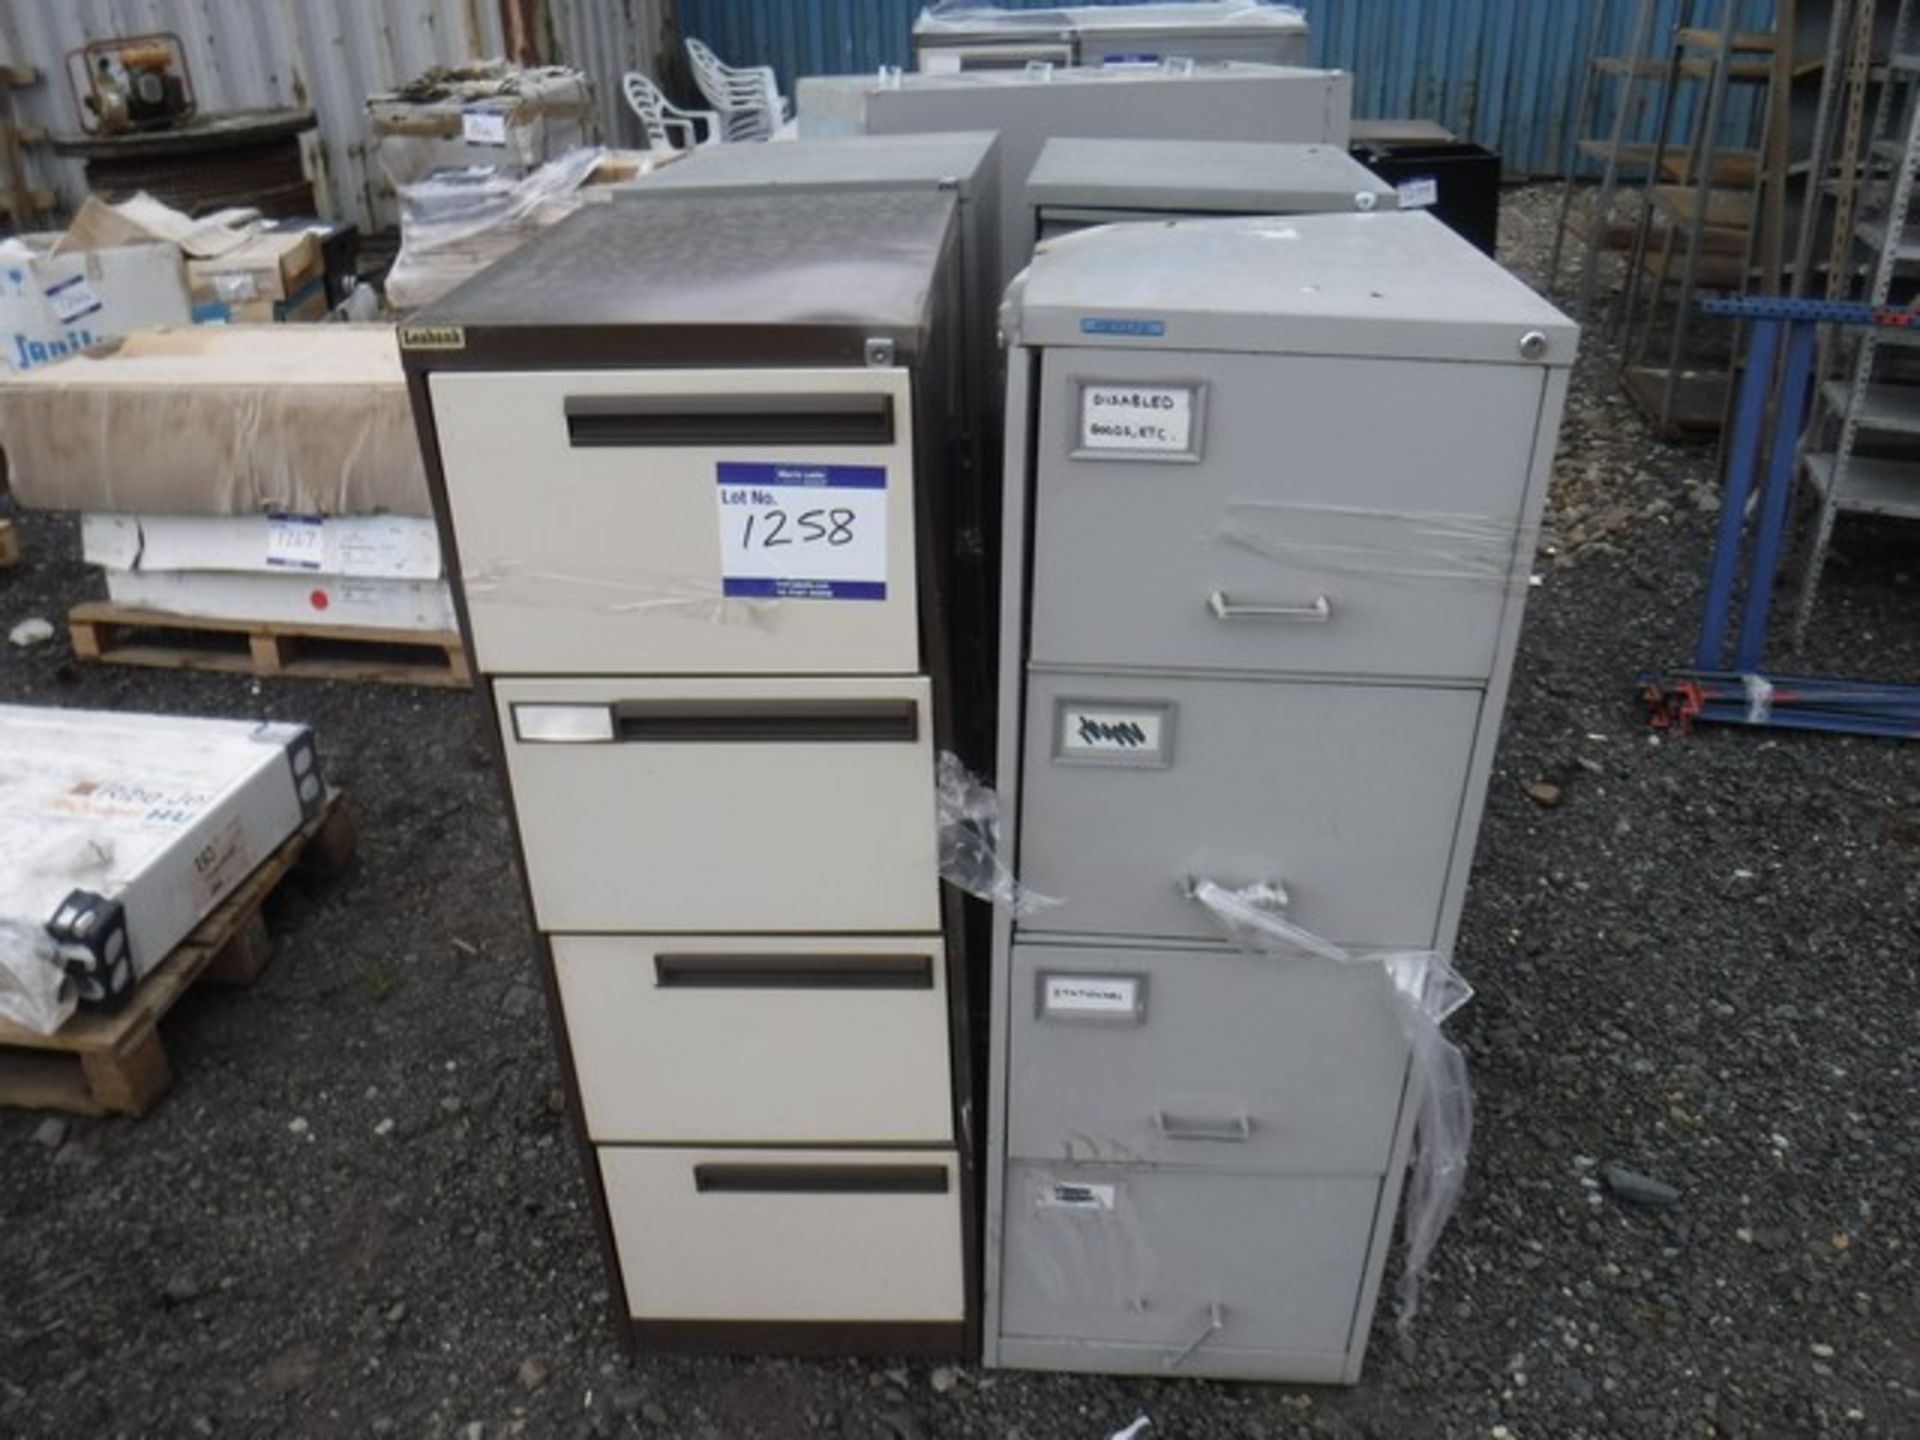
(999, 1162, 1380, 1367)
(496, 676, 939, 933)
(1007, 942, 1408, 1172)
(556, 934, 954, 1144)
(1029, 348, 1541, 680)
(602, 1146, 965, 1322)
(431, 367, 921, 675)
(1018, 671, 1480, 947)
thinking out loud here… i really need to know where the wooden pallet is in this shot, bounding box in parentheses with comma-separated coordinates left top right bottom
(68, 602, 471, 689)
(0, 792, 357, 1117)
(0, 519, 18, 569)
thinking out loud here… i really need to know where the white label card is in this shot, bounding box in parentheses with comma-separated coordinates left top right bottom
(266, 515, 325, 571)
(1080, 383, 1194, 454)
(1398, 176, 1440, 210)
(45, 275, 103, 324)
(461, 108, 511, 146)
(1039, 1180, 1118, 1212)
(1042, 974, 1141, 1018)
(715, 462, 888, 600)
(1059, 704, 1169, 763)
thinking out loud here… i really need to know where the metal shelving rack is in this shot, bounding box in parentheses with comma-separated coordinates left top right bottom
(1617, 1, 1780, 439)
(1794, 0, 1920, 641)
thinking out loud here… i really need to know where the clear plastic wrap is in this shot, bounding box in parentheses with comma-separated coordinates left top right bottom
(936, 751, 1059, 915)
(1189, 880, 1473, 1333)
(1218, 499, 1523, 587)
(384, 147, 607, 311)
(0, 922, 76, 1035)
(1742, 672, 1775, 724)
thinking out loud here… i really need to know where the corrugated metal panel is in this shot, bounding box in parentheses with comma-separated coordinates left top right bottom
(0, 0, 510, 231)
(545, 0, 676, 148)
(674, 0, 1779, 176)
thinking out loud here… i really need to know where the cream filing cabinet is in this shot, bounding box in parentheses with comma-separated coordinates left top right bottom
(402, 193, 972, 1355)
(985, 212, 1576, 1381)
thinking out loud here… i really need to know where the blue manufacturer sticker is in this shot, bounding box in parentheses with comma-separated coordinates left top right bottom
(715, 461, 889, 601)
(1081, 317, 1167, 338)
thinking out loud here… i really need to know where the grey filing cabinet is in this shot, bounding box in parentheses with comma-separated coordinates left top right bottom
(400, 192, 973, 1356)
(618, 134, 1006, 769)
(913, 3, 1311, 72)
(795, 63, 1353, 292)
(1026, 136, 1397, 244)
(986, 211, 1575, 1381)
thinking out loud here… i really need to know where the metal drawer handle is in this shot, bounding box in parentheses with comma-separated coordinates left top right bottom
(693, 1163, 949, 1195)
(655, 952, 934, 991)
(1166, 1302, 1226, 1370)
(1207, 590, 1332, 623)
(1180, 876, 1288, 911)
(1152, 1110, 1254, 1143)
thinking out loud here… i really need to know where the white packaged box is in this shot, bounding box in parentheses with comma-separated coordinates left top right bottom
(0, 236, 193, 374)
(99, 569, 456, 631)
(82, 513, 445, 580)
(0, 705, 323, 1028)
(81, 512, 455, 632)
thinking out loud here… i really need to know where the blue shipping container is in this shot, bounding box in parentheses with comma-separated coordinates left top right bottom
(672, 0, 1774, 176)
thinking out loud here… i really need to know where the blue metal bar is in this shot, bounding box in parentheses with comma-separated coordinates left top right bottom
(1696, 317, 1780, 670)
(1702, 296, 1920, 328)
(1735, 322, 1818, 671)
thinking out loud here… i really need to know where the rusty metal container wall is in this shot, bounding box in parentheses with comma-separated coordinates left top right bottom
(545, 0, 678, 150)
(675, 0, 1774, 178)
(0, 0, 526, 232)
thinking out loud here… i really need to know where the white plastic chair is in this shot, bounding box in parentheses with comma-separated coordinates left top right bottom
(685, 37, 786, 144)
(621, 71, 720, 152)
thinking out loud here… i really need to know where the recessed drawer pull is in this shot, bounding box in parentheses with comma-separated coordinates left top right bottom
(692, 1163, 950, 1195)
(654, 952, 934, 990)
(1165, 1301, 1227, 1369)
(610, 698, 919, 744)
(564, 392, 895, 448)
(1206, 590, 1332, 623)
(1151, 1110, 1254, 1143)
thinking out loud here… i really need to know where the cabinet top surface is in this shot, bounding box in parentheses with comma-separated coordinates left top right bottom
(1008, 210, 1577, 364)
(1029, 137, 1394, 211)
(409, 190, 957, 339)
(625, 133, 998, 198)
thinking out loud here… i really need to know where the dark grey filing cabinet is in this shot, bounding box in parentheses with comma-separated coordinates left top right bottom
(1026, 136, 1398, 244)
(400, 193, 974, 1357)
(985, 211, 1576, 1382)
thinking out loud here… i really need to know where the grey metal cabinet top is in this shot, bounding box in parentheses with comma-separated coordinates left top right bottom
(624, 131, 1000, 201)
(1005, 210, 1578, 365)
(1027, 137, 1395, 216)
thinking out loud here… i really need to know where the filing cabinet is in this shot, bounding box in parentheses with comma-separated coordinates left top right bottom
(985, 211, 1575, 1381)
(402, 192, 972, 1356)
(912, 3, 1313, 73)
(794, 62, 1354, 292)
(1026, 136, 1397, 244)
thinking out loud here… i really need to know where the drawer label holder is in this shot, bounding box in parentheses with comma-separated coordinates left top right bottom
(1054, 699, 1174, 768)
(1076, 381, 1200, 458)
(715, 461, 889, 601)
(1039, 972, 1145, 1022)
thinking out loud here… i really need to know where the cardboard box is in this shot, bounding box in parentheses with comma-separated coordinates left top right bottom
(82, 512, 444, 579)
(100, 569, 457, 632)
(0, 326, 433, 516)
(368, 63, 597, 188)
(187, 229, 323, 306)
(0, 236, 192, 373)
(0, 704, 322, 1021)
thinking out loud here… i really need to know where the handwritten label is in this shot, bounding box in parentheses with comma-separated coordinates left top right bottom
(461, 107, 511, 146)
(266, 515, 325, 571)
(715, 462, 888, 600)
(44, 275, 103, 324)
(190, 816, 254, 909)
(1042, 974, 1141, 1019)
(1398, 176, 1440, 210)
(1058, 703, 1170, 765)
(1080, 383, 1194, 453)
(1038, 1180, 1117, 1212)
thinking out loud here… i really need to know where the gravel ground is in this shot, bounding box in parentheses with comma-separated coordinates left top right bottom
(3, 184, 1918, 1440)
